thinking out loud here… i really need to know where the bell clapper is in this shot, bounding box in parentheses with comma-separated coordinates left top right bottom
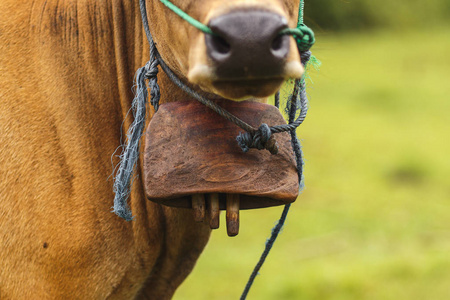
(192, 194, 206, 222)
(226, 194, 240, 237)
(208, 193, 220, 229)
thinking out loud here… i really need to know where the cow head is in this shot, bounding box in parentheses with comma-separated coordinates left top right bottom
(146, 0, 303, 100)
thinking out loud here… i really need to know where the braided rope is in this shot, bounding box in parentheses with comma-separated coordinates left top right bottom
(280, 25, 315, 52)
(159, 0, 214, 35)
(240, 1, 311, 298)
(240, 57, 310, 300)
(112, 0, 161, 220)
(158, 0, 314, 53)
(112, 66, 149, 221)
(299, 0, 305, 24)
(156, 53, 255, 133)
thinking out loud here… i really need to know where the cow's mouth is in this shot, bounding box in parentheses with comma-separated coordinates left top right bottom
(144, 100, 299, 237)
(188, 60, 303, 100)
(211, 77, 285, 99)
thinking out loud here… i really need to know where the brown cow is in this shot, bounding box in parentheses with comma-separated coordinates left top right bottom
(0, 0, 303, 299)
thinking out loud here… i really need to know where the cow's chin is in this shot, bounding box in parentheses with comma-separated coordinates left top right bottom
(188, 61, 303, 101)
(188, 70, 288, 101)
(208, 78, 284, 101)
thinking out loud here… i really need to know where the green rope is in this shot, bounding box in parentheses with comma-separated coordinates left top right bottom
(280, 25, 315, 52)
(159, 0, 214, 35)
(299, 0, 305, 25)
(158, 0, 315, 52)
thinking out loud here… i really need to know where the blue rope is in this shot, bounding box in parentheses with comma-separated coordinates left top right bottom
(111, 0, 161, 220)
(240, 203, 292, 299)
(111, 66, 148, 221)
(240, 52, 311, 299)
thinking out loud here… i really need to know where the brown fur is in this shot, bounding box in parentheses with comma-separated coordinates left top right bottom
(0, 0, 300, 298)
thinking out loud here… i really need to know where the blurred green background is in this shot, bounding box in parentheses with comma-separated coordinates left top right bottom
(175, 1, 450, 299)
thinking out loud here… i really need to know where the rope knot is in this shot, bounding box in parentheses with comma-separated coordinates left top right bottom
(280, 24, 315, 53)
(144, 59, 159, 79)
(144, 58, 161, 111)
(236, 123, 279, 155)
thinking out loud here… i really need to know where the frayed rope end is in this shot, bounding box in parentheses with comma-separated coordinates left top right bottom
(111, 59, 160, 221)
(112, 206, 134, 222)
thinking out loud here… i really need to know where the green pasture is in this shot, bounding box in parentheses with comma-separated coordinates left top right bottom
(174, 27, 450, 300)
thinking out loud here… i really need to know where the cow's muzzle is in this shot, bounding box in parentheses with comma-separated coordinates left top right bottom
(188, 8, 303, 100)
(206, 9, 289, 80)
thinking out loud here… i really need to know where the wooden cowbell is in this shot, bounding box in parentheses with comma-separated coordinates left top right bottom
(143, 100, 299, 236)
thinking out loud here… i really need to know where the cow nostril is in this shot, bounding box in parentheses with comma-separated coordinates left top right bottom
(270, 34, 290, 59)
(210, 35, 231, 55)
(271, 35, 283, 51)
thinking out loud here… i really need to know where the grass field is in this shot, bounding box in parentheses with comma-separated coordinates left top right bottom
(174, 27, 450, 300)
